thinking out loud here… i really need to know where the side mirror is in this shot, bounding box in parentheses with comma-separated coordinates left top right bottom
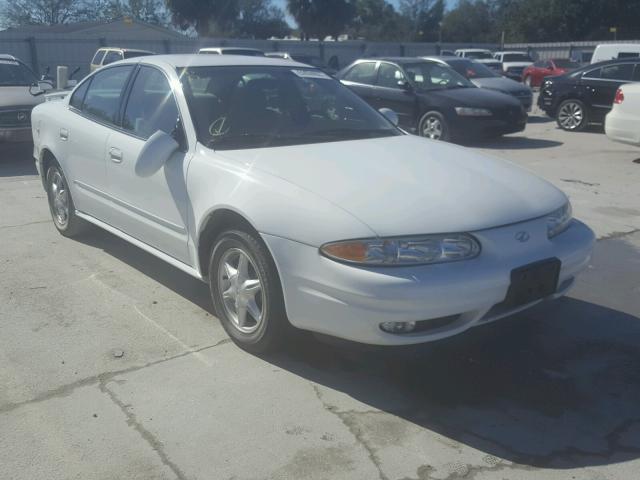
(379, 107, 399, 127)
(135, 130, 179, 177)
(398, 80, 413, 91)
(29, 80, 53, 96)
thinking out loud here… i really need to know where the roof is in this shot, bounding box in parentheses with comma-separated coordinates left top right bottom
(361, 57, 436, 64)
(98, 48, 154, 53)
(199, 47, 265, 53)
(455, 48, 492, 52)
(132, 54, 309, 69)
(494, 51, 528, 54)
(0, 54, 16, 60)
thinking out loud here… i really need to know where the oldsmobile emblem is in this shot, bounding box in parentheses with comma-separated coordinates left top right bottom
(515, 231, 530, 243)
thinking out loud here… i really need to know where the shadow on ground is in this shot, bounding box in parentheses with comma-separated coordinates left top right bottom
(0, 142, 37, 177)
(74, 215, 640, 472)
(466, 136, 563, 150)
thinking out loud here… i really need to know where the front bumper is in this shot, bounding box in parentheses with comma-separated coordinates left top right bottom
(262, 218, 595, 346)
(451, 113, 527, 139)
(0, 126, 33, 142)
(605, 111, 640, 146)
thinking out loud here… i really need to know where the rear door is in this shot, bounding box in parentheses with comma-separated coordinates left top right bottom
(65, 65, 134, 219)
(583, 63, 635, 119)
(104, 65, 191, 264)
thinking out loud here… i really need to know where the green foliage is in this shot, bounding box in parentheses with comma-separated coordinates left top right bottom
(287, 0, 355, 40)
(440, 0, 497, 43)
(234, 0, 290, 38)
(399, 0, 445, 42)
(166, 0, 239, 36)
(348, 0, 405, 40)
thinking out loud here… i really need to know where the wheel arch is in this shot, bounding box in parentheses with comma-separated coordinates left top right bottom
(39, 148, 59, 188)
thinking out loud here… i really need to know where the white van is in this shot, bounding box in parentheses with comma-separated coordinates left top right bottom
(591, 44, 640, 64)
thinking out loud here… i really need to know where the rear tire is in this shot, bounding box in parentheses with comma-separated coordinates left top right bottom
(418, 111, 449, 141)
(556, 99, 588, 131)
(209, 229, 289, 353)
(45, 163, 88, 237)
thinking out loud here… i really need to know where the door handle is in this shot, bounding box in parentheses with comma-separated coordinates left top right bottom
(59, 128, 68, 141)
(109, 147, 123, 163)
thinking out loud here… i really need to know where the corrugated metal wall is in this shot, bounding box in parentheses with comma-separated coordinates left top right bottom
(1, 35, 639, 81)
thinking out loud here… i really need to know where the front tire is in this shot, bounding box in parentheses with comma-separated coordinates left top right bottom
(556, 99, 588, 131)
(45, 163, 87, 237)
(209, 229, 288, 353)
(418, 111, 449, 141)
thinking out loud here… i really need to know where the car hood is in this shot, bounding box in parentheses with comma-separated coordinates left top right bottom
(471, 77, 531, 95)
(218, 135, 566, 237)
(421, 87, 522, 108)
(0, 86, 44, 108)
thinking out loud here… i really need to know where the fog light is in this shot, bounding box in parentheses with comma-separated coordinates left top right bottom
(380, 321, 416, 334)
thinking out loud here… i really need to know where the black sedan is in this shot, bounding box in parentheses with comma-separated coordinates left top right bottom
(337, 58, 526, 141)
(538, 57, 640, 131)
(424, 56, 533, 111)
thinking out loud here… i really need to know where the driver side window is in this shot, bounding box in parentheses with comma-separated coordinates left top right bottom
(122, 66, 180, 140)
(377, 63, 405, 89)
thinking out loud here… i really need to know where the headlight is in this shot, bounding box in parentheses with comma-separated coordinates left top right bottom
(455, 107, 492, 117)
(320, 234, 481, 266)
(547, 202, 572, 238)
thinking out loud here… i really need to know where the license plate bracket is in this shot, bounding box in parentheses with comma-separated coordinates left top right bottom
(503, 258, 561, 308)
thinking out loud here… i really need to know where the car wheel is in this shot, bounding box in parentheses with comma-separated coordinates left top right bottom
(45, 163, 87, 237)
(209, 229, 288, 353)
(418, 111, 449, 141)
(556, 99, 588, 131)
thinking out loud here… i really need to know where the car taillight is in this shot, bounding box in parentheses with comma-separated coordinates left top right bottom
(614, 88, 624, 104)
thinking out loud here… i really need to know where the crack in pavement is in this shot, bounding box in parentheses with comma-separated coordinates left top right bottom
(598, 228, 640, 241)
(0, 339, 231, 416)
(0, 219, 51, 230)
(100, 377, 188, 480)
(312, 384, 390, 480)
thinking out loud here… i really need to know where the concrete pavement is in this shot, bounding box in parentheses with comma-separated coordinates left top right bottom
(1, 119, 639, 480)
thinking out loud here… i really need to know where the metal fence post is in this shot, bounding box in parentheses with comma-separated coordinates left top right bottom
(319, 42, 325, 61)
(399, 44, 405, 57)
(27, 36, 39, 77)
(163, 39, 171, 53)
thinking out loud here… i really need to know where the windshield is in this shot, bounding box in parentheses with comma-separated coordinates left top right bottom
(178, 66, 400, 150)
(402, 62, 475, 91)
(465, 51, 493, 60)
(553, 59, 581, 69)
(0, 59, 37, 86)
(123, 51, 153, 59)
(503, 53, 533, 62)
(223, 49, 265, 57)
(447, 60, 498, 79)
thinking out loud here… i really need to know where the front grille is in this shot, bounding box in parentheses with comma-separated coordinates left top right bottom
(0, 107, 32, 127)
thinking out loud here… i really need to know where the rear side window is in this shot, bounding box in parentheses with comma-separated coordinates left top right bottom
(82, 66, 133, 124)
(122, 66, 179, 139)
(600, 63, 634, 81)
(91, 50, 106, 65)
(69, 79, 90, 110)
(342, 62, 377, 85)
(103, 51, 123, 65)
(583, 67, 601, 79)
(618, 52, 640, 59)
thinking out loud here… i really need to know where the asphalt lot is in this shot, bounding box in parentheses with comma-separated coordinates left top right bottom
(1, 112, 640, 480)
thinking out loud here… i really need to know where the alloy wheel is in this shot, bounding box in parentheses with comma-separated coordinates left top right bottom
(422, 116, 443, 140)
(50, 170, 69, 227)
(558, 102, 584, 130)
(217, 248, 265, 334)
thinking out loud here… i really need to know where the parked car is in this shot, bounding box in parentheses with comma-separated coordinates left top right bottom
(265, 52, 336, 75)
(538, 58, 640, 131)
(90, 48, 154, 72)
(591, 44, 640, 64)
(198, 47, 265, 56)
(454, 49, 503, 71)
(522, 58, 581, 87)
(31, 54, 594, 352)
(0, 54, 51, 142)
(336, 57, 526, 141)
(424, 56, 533, 111)
(605, 84, 640, 146)
(493, 51, 534, 81)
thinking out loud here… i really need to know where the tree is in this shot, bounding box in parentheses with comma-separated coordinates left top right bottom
(348, 0, 405, 40)
(234, 0, 290, 38)
(287, 0, 355, 40)
(166, 0, 239, 36)
(440, 0, 497, 43)
(399, 0, 444, 42)
(1, 0, 84, 26)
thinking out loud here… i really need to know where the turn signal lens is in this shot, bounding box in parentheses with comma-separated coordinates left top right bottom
(614, 88, 624, 104)
(320, 234, 481, 266)
(547, 202, 573, 238)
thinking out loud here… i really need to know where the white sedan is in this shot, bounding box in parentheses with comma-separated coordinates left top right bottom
(605, 84, 640, 147)
(32, 54, 595, 352)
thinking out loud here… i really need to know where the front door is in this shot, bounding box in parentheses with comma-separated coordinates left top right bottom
(104, 66, 191, 264)
(370, 62, 417, 130)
